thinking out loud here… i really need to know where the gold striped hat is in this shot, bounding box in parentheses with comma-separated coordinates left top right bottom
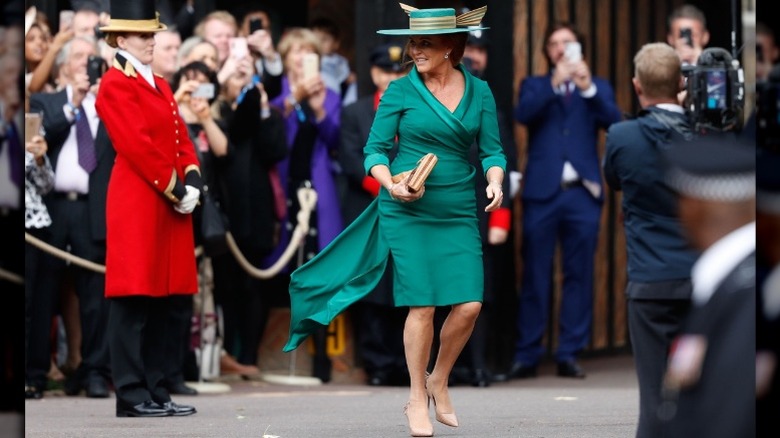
(377, 3, 488, 35)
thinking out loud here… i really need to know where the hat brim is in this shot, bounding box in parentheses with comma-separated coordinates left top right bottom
(99, 23, 168, 33)
(377, 26, 488, 36)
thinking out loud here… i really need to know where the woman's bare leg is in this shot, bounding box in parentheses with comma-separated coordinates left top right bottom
(403, 306, 435, 436)
(427, 302, 482, 420)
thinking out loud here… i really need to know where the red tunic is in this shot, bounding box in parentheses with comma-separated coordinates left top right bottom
(95, 55, 200, 298)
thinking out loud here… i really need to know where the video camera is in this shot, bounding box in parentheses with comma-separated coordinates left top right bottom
(682, 47, 745, 133)
(757, 64, 780, 151)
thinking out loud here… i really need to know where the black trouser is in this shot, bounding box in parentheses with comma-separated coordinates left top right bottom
(27, 197, 109, 388)
(211, 241, 272, 366)
(162, 295, 194, 387)
(628, 296, 690, 438)
(108, 296, 173, 406)
(354, 302, 407, 376)
(2, 209, 24, 410)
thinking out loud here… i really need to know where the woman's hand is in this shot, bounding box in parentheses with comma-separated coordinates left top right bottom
(298, 74, 326, 120)
(485, 181, 503, 212)
(174, 79, 200, 104)
(189, 97, 212, 122)
(388, 180, 425, 203)
(26, 135, 48, 165)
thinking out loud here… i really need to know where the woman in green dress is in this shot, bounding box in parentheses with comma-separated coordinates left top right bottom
(283, 5, 505, 437)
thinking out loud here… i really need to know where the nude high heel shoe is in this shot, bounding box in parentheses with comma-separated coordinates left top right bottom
(403, 398, 433, 437)
(425, 376, 458, 428)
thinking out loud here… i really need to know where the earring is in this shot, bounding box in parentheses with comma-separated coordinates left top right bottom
(444, 52, 449, 59)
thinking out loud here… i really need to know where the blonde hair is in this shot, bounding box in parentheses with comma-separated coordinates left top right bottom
(194, 11, 238, 37)
(633, 42, 682, 99)
(277, 27, 322, 67)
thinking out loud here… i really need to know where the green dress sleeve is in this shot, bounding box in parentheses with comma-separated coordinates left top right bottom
(476, 81, 507, 176)
(363, 79, 406, 175)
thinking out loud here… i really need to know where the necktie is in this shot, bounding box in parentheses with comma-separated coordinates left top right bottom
(563, 81, 573, 105)
(5, 121, 23, 189)
(75, 107, 97, 173)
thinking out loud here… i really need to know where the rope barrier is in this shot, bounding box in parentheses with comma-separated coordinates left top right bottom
(0, 268, 23, 285)
(21, 186, 318, 280)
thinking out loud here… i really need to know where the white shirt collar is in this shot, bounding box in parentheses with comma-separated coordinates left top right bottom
(654, 103, 685, 114)
(691, 221, 756, 306)
(117, 49, 156, 89)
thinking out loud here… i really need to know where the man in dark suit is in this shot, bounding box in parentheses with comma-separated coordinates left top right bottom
(661, 136, 755, 438)
(603, 43, 699, 438)
(338, 43, 408, 386)
(511, 22, 621, 379)
(28, 35, 115, 399)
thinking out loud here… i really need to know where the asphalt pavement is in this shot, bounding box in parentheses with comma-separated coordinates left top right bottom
(25, 354, 639, 438)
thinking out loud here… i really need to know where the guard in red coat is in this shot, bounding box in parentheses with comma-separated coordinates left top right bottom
(95, 0, 201, 417)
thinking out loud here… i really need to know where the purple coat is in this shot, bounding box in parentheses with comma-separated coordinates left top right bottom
(265, 77, 343, 268)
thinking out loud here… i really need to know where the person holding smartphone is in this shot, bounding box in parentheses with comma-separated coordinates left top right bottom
(511, 22, 621, 381)
(28, 35, 115, 401)
(666, 4, 710, 66)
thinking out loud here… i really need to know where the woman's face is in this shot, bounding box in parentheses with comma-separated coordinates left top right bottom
(408, 35, 451, 74)
(284, 41, 316, 79)
(119, 32, 156, 65)
(25, 26, 49, 64)
(186, 43, 219, 72)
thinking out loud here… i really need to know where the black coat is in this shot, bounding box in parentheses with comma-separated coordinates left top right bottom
(216, 87, 287, 254)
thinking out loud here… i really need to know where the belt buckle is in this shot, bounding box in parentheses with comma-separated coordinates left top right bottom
(67, 191, 78, 201)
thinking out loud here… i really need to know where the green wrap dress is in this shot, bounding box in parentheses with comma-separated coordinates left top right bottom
(283, 64, 506, 352)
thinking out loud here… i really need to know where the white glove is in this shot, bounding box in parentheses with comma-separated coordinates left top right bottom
(174, 185, 200, 214)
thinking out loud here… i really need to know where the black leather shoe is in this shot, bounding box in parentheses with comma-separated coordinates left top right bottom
(508, 361, 537, 379)
(63, 375, 82, 396)
(167, 382, 198, 396)
(162, 401, 197, 416)
(25, 385, 43, 399)
(557, 360, 586, 378)
(116, 400, 171, 417)
(85, 379, 110, 398)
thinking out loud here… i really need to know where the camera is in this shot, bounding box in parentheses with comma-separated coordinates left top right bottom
(757, 64, 780, 151)
(87, 55, 107, 85)
(682, 47, 745, 133)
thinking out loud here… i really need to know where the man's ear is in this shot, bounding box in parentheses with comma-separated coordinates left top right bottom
(701, 30, 710, 47)
(632, 77, 642, 97)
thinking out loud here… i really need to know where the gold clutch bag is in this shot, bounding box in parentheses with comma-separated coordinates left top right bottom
(391, 153, 438, 193)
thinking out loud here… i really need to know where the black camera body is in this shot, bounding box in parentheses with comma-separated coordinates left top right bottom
(87, 55, 107, 86)
(757, 64, 780, 151)
(682, 47, 745, 134)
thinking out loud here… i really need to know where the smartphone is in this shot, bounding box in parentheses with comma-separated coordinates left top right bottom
(59, 10, 74, 32)
(302, 52, 319, 80)
(229, 37, 249, 59)
(87, 55, 107, 85)
(191, 83, 215, 100)
(25, 113, 43, 144)
(564, 42, 582, 62)
(249, 17, 264, 34)
(680, 28, 693, 47)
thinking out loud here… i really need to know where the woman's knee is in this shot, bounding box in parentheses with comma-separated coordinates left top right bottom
(453, 302, 482, 322)
(407, 306, 436, 322)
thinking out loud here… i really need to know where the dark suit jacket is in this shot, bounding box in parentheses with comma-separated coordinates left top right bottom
(668, 252, 755, 438)
(29, 88, 115, 241)
(514, 74, 621, 202)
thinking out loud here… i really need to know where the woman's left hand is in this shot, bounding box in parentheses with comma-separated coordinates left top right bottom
(389, 181, 424, 203)
(485, 181, 503, 212)
(189, 97, 212, 121)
